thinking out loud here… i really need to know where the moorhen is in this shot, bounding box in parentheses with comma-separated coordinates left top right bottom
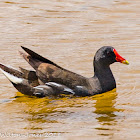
(0, 46, 129, 97)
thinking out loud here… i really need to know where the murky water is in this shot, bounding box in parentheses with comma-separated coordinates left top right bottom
(0, 0, 140, 139)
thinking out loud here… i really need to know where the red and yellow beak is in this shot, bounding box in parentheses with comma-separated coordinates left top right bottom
(113, 49, 129, 65)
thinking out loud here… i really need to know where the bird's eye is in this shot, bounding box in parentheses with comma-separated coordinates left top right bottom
(107, 51, 113, 57)
(107, 51, 111, 55)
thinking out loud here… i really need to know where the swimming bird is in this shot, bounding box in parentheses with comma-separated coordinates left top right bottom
(0, 46, 129, 97)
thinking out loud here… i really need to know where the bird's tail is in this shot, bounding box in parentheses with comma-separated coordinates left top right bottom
(0, 63, 39, 96)
(0, 63, 23, 84)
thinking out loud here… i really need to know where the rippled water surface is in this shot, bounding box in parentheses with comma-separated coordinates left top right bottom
(0, 0, 140, 139)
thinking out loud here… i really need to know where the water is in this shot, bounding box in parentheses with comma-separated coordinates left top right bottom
(0, 0, 140, 139)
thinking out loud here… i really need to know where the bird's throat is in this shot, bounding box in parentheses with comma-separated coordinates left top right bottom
(94, 65, 116, 92)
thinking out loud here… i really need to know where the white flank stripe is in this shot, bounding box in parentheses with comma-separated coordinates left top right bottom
(46, 82, 61, 87)
(33, 86, 44, 90)
(76, 86, 84, 89)
(0, 68, 23, 84)
(64, 88, 75, 94)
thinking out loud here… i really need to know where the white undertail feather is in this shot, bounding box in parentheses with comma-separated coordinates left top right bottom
(0, 68, 23, 84)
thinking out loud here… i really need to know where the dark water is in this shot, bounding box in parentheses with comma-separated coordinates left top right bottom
(0, 0, 140, 139)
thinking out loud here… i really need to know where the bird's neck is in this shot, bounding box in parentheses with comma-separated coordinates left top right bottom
(93, 63, 116, 92)
(94, 62, 110, 75)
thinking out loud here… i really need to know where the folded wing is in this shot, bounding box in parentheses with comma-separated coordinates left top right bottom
(21, 46, 89, 89)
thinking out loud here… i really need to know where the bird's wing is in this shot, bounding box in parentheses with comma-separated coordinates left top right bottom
(20, 46, 89, 89)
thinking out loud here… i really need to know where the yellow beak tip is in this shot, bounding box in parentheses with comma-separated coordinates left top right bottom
(122, 60, 129, 65)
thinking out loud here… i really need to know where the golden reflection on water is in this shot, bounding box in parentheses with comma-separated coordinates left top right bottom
(93, 90, 120, 137)
(92, 89, 123, 137)
(12, 89, 122, 135)
(93, 89, 119, 124)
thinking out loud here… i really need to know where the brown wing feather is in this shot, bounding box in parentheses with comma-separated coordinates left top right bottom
(20, 46, 89, 89)
(37, 63, 88, 89)
(21, 46, 60, 68)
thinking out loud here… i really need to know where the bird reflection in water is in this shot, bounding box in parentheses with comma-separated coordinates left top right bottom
(92, 89, 123, 136)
